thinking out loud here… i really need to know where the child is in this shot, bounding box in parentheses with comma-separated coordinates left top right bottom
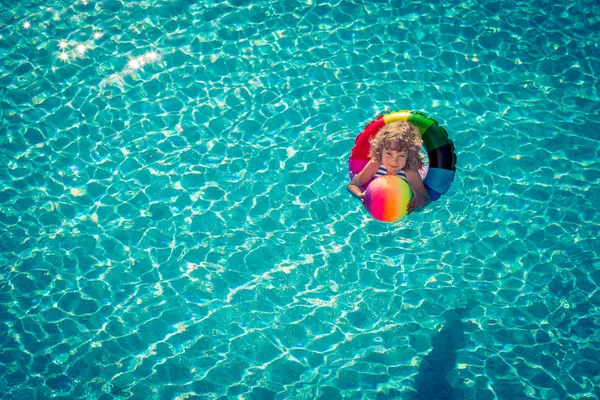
(347, 121, 430, 214)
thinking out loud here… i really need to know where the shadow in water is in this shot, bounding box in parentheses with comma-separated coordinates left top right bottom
(410, 300, 478, 400)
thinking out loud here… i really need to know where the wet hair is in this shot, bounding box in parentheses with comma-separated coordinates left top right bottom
(369, 121, 424, 170)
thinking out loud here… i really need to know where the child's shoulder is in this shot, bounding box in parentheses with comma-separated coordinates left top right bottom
(404, 168, 421, 178)
(361, 159, 380, 175)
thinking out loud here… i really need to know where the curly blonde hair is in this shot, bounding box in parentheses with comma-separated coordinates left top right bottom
(369, 122, 424, 170)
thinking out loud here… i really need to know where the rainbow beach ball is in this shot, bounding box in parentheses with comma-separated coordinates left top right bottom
(364, 175, 413, 222)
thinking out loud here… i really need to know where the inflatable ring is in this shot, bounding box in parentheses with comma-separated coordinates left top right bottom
(348, 110, 457, 201)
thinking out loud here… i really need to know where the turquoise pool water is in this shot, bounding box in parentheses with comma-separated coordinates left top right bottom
(1, 0, 599, 399)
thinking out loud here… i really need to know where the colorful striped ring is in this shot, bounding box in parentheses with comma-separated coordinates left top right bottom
(348, 110, 457, 201)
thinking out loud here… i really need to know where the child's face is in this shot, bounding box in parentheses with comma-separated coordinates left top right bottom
(381, 148, 408, 173)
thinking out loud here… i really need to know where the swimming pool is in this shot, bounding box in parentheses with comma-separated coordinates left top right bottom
(1, 0, 599, 398)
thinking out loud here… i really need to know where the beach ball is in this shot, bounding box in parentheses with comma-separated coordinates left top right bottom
(364, 175, 413, 222)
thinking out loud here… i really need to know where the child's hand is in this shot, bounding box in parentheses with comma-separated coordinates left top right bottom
(407, 198, 416, 214)
(407, 193, 429, 214)
(357, 192, 365, 204)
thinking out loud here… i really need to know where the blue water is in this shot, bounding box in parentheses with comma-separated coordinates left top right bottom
(1, 0, 599, 399)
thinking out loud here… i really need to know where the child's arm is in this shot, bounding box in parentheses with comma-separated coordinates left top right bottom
(347, 160, 379, 202)
(405, 169, 430, 213)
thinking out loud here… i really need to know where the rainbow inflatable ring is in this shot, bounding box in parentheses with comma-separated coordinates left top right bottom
(349, 110, 457, 201)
